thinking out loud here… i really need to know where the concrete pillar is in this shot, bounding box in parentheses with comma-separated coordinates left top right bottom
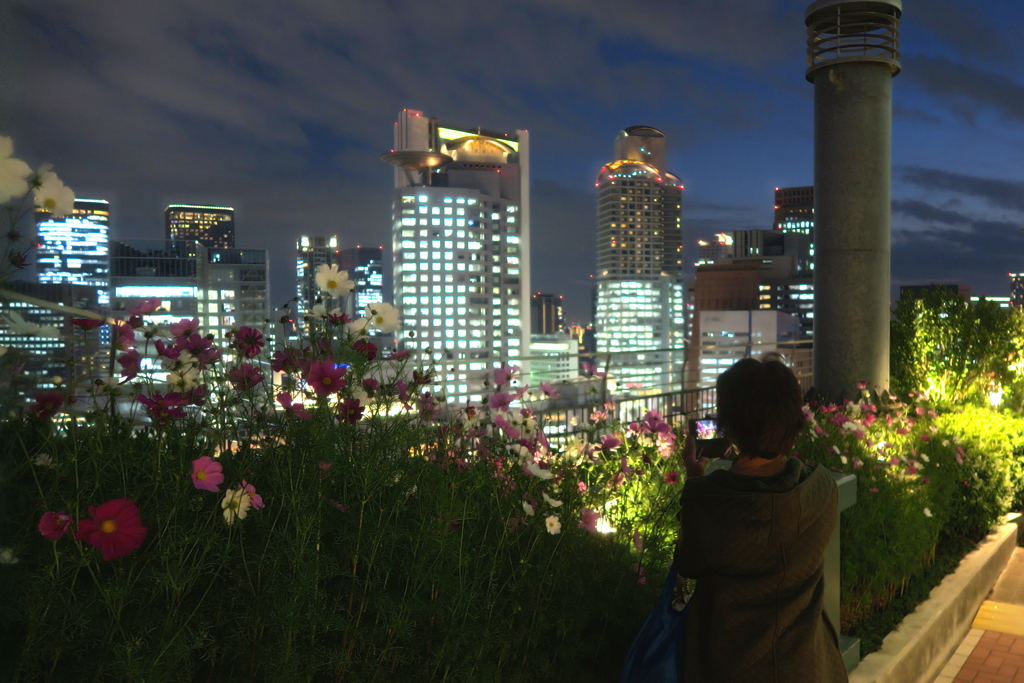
(807, 0, 901, 401)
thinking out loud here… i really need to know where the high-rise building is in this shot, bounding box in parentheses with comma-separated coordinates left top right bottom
(1011, 274, 1024, 308)
(295, 235, 340, 318)
(697, 310, 801, 387)
(774, 186, 814, 234)
(531, 293, 564, 334)
(35, 198, 111, 306)
(165, 205, 235, 249)
(111, 240, 268, 340)
(386, 108, 530, 404)
(0, 281, 102, 406)
(594, 126, 685, 394)
(337, 246, 385, 318)
(696, 233, 733, 266)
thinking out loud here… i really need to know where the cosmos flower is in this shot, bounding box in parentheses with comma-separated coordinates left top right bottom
(75, 498, 147, 561)
(32, 167, 75, 217)
(306, 360, 347, 395)
(579, 508, 600, 533)
(38, 511, 73, 541)
(127, 297, 162, 317)
(0, 136, 31, 203)
(315, 264, 355, 297)
(191, 456, 224, 492)
(364, 302, 400, 333)
(545, 515, 562, 535)
(30, 391, 65, 419)
(222, 488, 252, 525)
(227, 363, 263, 391)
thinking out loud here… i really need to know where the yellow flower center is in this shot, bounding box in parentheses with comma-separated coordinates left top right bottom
(44, 197, 56, 209)
(327, 279, 337, 289)
(197, 471, 207, 480)
(323, 377, 332, 385)
(100, 520, 118, 534)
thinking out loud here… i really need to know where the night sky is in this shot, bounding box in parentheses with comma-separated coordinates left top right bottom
(3, 0, 1024, 325)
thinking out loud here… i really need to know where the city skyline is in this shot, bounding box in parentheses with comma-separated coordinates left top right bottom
(6, 1, 1024, 324)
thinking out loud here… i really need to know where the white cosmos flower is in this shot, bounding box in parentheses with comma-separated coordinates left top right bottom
(545, 515, 561, 535)
(315, 264, 355, 297)
(522, 500, 535, 517)
(222, 488, 252, 524)
(0, 547, 19, 565)
(33, 453, 54, 467)
(526, 460, 554, 480)
(347, 317, 371, 335)
(33, 168, 75, 217)
(542, 491, 563, 508)
(364, 302, 400, 333)
(0, 137, 31, 203)
(923, 507, 933, 518)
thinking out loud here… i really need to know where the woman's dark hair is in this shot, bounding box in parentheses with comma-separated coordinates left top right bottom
(715, 356, 804, 459)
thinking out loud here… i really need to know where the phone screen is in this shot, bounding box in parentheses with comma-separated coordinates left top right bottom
(696, 419, 719, 441)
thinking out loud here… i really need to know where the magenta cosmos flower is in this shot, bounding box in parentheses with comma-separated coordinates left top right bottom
(38, 511, 74, 541)
(169, 317, 200, 338)
(339, 397, 364, 423)
(191, 456, 224, 492)
(70, 318, 104, 330)
(306, 360, 347, 395)
(579, 508, 600, 533)
(277, 392, 312, 419)
(241, 480, 265, 510)
(75, 498, 148, 561)
(233, 326, 264, 358)
(30, 391, 65, 420)
(127, 297, 162, 317)
(228, 363, 264, 391)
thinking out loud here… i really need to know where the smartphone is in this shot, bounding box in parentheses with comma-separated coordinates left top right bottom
(696, 419, 720, 441)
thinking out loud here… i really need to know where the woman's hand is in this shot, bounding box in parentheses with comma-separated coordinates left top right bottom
(682, 419, 709, 479)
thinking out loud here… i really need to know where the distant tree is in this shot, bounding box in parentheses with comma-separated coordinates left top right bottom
(890, 287, 1024, 406)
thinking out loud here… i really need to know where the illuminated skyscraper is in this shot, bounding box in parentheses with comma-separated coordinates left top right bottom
(594, 126, 685, 394)
(35, 198, 111, 306)
(531, 293, 564, 334)
(773, 186, 814, 233)
(165, 205, 235, 248)
(295, 235, 340, 319)
(337, 246, 384, 317)
(385, 108, 530, 404)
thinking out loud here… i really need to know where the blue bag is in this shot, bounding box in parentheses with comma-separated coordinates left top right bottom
(619, 568, 690, 683)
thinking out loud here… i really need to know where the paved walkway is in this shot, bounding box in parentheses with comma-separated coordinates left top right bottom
(934, 548, 1024, 683)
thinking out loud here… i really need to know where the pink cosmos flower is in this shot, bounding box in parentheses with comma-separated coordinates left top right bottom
(272, 348, 302, 373)
(277, 392, 311, 419)
(362, 378, 380, 396)
(577, 481, 587, 493)
(138, 392, 189, 425)
(388, 350, 409, 360)
(228, 363, 264, 391)
(30, 391, 65, 420)
(869, 488, 879, 493)
(169, 317, 200, 338)
(75, 499, 147, 561)
(915, 406, 925, 416)
(71, 318, 104, 330)
(539, 381, 560, 398)
(127, 297, 162, 317)
(579, 508, 600, 533)
(492, 415, 521, 440)
(494, 364, 518, 387)
(118, 349, 142, 380)
(664, 471, 680, 484)
(113, 323, 136, 351)
(353, 338, 377, 360)
(234, 326, 264, 358)
(601, 434, 622, 451)
(488, 392, 512, 413)
(306, 360, 347, 395)
(582, 361, 607, 379)
(154, 338, 180, 360)
(191, 456, 224, 492)
(920, 434, 931, 442)
(241, 480, 264, 510)
(38, 511, 73, 541)
(339, 397, 364, 423)
(896, 428, 908, 435)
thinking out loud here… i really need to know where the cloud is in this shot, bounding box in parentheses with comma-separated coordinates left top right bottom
(912, 0, 1016, 64)
(904, 55, 1024, 124)
(898, 167, 1024, 212)
(891, 199, 971, 226)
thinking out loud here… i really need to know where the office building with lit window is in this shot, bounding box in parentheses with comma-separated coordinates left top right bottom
(594, 125, 685, 395)
(295, 235, 340, 319)
(1011, 274, 1024, 308)
(386, 108, 530, 405)
(531, 293, 564, 334)
(0, 281, 102, 405)
(697, 310, 801, 388)
(337, 246, 385, 317)
(165, 205, 235, 248)
(35, 198, 111, 307)
(111, 240, 268, 340)
(774, 186, 814, 234)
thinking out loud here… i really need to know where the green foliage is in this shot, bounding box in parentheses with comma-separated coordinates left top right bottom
(796, 390, 1024, 650)
(890, 287, 1024, 406)
(0, 311, 686, 682)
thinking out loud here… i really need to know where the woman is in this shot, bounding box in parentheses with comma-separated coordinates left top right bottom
(675, 357, 847, 682)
